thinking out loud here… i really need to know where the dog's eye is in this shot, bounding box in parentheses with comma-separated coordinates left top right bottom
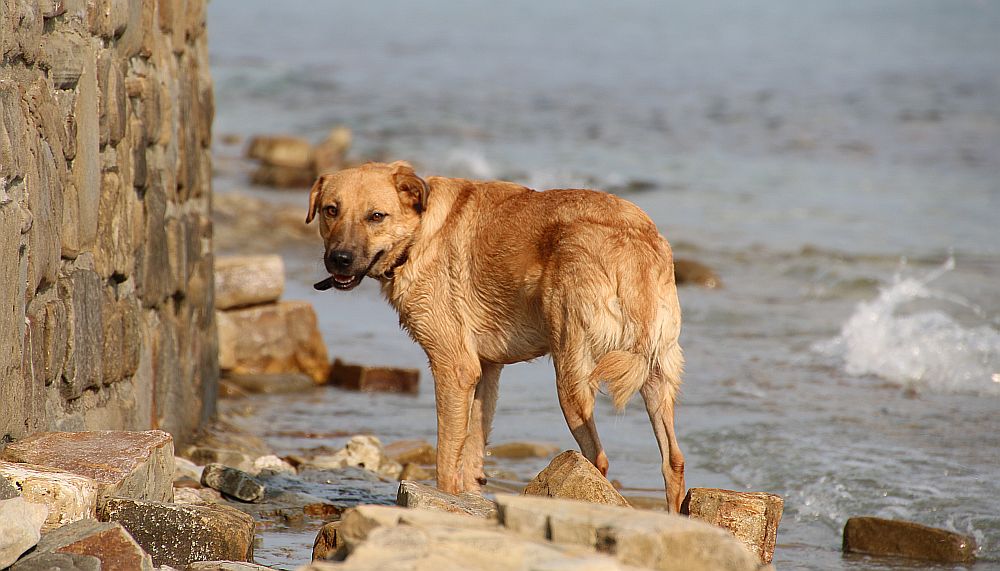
(369, 211, 387, 223)
(323, 205, 338, 218)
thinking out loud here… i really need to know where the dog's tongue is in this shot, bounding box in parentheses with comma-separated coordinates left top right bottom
(334, 274, 354, 284)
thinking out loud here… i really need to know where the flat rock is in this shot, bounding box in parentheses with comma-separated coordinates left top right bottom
(397, 480, 498, 519)
(330, 360, 419, 394)
(201, 464, 265, 503)
(0, 461, 100, 531)
(250, 165, 316, 189)
(383, 440, 436, 465)
(98, 497, 256, 567)
(1, 431, 175, 505)
(186, 562, 274, 571)
(523, 450, 630, 508)
(496, 494, 764, 571)
(214, 255, 285, 310)
(843, 516, 977, 564)
(681, 487, 783, 563)
(217, 301, 330, 383)
(674, 258, 721, 288)
(0, 497, 49, 568)
(25, 519, 153, 571)
(245, 135, 314, 169)
(9, 552, 102, 571)
(221, 372, 317, 395)
(487, 441, 560, 460)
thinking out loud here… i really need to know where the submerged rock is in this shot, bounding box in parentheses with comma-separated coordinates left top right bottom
(221, 372, 317, 396)
(396, 480, 498, 519)
(681, 487, 784, 564)
(523, 450, 630, 508)
(330, 360, 420, 394)
(674, 258, 722, 288)
(201, 464, 265, 503)
(842, 516, 977, 563)
(487, 441, 560, 460)
(0, 497, 48, 568)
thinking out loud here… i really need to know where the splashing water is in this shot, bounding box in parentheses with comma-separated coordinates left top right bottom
(816, 258, 1000, 395)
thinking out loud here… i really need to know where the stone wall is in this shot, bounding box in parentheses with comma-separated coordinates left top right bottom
(0, 0, 216, 446)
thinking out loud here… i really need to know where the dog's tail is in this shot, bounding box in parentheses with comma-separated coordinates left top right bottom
(589, 350, 650, 411)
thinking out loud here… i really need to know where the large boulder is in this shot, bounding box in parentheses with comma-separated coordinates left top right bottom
(843, 516, 977, 563)
(0, 497, 49, 568)
(0, 461, 99, 531)
(214, 255, 285, 310)
(681, 487, 784, 563)
(396, 480, 498, 519)
(523, 450, 629, 507)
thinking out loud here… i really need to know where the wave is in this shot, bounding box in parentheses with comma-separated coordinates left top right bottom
(815, 257, 1000, 395)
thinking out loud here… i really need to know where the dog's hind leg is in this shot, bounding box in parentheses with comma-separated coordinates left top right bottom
(640, 368, 685, 513)
(461, 361, 502, 492)
(430, 355, 481, 494)
(553, 352, 610, 476)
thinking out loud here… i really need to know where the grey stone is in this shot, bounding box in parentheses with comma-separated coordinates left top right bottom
(71, 40, 100, 254)
(25, 519, 153, 571)
(0, 497, 49, 568)
(10, 552, 102, 571)
(201, 464, 265, 503)
(98, 497, 256, 567)
(397, 480, 498, 519)
(59, 268, 104, 399)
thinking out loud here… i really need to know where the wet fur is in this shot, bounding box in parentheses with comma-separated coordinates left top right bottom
(307, 162, 687, 511)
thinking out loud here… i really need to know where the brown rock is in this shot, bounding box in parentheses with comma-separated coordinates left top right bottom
(399, 463, 435, 482)
(250, 164, 316, 189)
(843, 516, 977, 564)
(214, 255, 285, 310)
(330, 360, 419, 394)
(384, 440, 436, 465)
(523, 450, 630, 508)
(396, 480, 498, 519)
(314, 126, 352, 173)
(186, 562, 274, 571)
(98, 497, 256, 567)
(28, 519, 153, 571)
(487, 441, 560, 460)
(674, 258, 721, 288)
(1, 430, 175, 506)
(246, 135, 315, 169)
(221, 372, 316, 395)
(681, 487, 783, 563)
(312, 521, 342, 561)
(0, 497, 49, 568)
(9, 552, 102, 571)
(0, 461, 99, 531)
(217, 301, 330, 384)
(200, 464, 265, 503)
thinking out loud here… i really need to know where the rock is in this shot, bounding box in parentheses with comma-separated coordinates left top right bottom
(216, 301, 331, 384)
(174, 456, 204, 483)
(523, 451, 630, 508)
(496, 494, 764, 571)
(9, 552, 102, 571)
(1, 430, 175, 506)
(312, 521, 342, 561)
(0, 477, 19, 499)
(200, 464, 265, 503)
(214, 255, 285, 310)
(487, 441, 560, 460)
(396, 480, 498, 519)
(337, 505, 500, 552)
(250, 468, 398, 515)
(251, 454, 296, 475)
(0, 461, 99, 531)
(221, 372, 317, 395)
(842, 516, 977, 564)
(0, 497, 49, 568)
(245, 135, 314, 169)
(98, 497, 256, 567)
(330, 360, 419, 394)
(681, 487, 783, 564)
(250, 164, 316, 189)
(23, 519, 153, 571)
(399, 463, 434, 482)
(384, 440, 436, 465)
(186, 562, 274, 571)
(184, 448, 254, 473)
(313, 126, 352, 173)
(674, 258, 721, 288)
(299, 435, 402, 480)
(172, 487, 223, 506)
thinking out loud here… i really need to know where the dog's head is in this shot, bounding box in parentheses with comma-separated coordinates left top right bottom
(305, 161, 428, 291)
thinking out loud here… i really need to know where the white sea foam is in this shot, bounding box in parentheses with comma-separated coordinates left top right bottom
(815, 258, 1000, 395)
(444, 149, 496, 180)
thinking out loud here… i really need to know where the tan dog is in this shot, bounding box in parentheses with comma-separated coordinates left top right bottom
(306, 161, 686, 511)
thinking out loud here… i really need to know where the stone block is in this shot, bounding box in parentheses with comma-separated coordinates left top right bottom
(59, 268, 104, 399)
(200, 464, 265, 503)
(89, 0, 130, 39)
(95, 170, 134, 279)
(70, 42, 101, 254)
(1, 430, 175, 506)
(98, 497, 255, 567)
(101, 290, 141, 384)
(246, 135, 314, 169)
(0, 461, 99, 532)
(186, 562, 274, 571)
(25, 295, 69, 387)
(250, 164, 316, 189)
(330, 360, 420, 394)
(487, 441, 560, 460)
(9, 552, 102, 571)
(139, 177, 174, 306)
(24, 137, 62, 293)
(384, 440, 436, 466)
(843, 516, 977, 564)
(397, 480, 498, 519)
(681, 487, 783, 564)
(221, 372, 316, 395)
(338, 504, 499, 552)
(523, 451, 630, 508)
(24, 519, 153, 571)
(496, 494, 763, 571)
(216, 300, 330, 383)
(214, 255, 285, 310)
(0, 497, 49, 568)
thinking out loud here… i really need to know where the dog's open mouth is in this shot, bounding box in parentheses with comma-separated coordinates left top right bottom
(314, 251, 385, 292)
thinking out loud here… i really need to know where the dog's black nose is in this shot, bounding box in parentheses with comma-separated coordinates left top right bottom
(329, 250, 354, 269)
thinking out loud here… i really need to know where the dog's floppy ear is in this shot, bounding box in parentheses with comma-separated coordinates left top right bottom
(391, 161, 429, 214)
(305, 174, 328, 224)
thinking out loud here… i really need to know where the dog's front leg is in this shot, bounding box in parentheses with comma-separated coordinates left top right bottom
(430, 355, 481, 494)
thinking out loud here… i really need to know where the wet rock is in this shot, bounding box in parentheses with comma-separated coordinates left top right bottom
(682, 487, 783, 563)
(299, 435, 403, 480)
(1, 430, 175, 506)
(523, 450, 630, 507)
(217, 301, 330, 384)
(674, 258, 721, 288)
(399, 463, 434, 482)
(186, 562, 274, 571)
(312, 521, 342, 561)
(487, 441, 560, 460)
(288, 467, 399, 510)
(384, 439, 436, 465)
(314, 126, 352, 173)
(184, 448, 254, 473)
(338, 505, 500, 552)
(330, 360, 419, 394)
(0, 461, 99, 531)
(200, 464, 265, 503)
(9, 552, 102, 571)
(842, 516, 977, 564)
(251, 164, 316, 189)
(396, 480, 498, 519)
(98, 497, 256, 567)
(214, 255, 285, 310)
(0, 497, 49, 568)
(221, 372, 317, 395)
(0, 477, 19, 499)
(22, 519, 153, 571)
(251, 454, 296, 475)
(246, 135, 314, 169)
(497, 494, 764, 571)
